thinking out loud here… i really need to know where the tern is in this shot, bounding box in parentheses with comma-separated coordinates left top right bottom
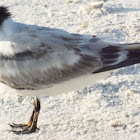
(0, 6, 140, 134)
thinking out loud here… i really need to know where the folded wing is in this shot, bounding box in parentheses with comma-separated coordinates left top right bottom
(0, 25, 139, 90)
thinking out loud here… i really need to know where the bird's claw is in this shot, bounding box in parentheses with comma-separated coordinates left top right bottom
(9, 123, 28, 129)
(9, 123, 39, 134)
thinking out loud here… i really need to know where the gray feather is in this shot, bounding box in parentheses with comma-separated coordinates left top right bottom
(0, 18, 140, 92)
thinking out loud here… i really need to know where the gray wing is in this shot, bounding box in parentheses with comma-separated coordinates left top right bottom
(0, 27, 128, 90)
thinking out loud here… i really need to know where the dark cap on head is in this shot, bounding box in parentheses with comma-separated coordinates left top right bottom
(0, 6, 11, 25)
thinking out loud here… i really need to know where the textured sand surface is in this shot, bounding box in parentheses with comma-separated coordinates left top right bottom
(0, 0, 140, 139)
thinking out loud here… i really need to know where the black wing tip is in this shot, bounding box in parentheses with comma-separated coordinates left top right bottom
(0, 6, 11, 25)
(93, 57, 140, 74)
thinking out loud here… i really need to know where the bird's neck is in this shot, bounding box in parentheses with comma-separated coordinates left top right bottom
(0, 18, 20, 40)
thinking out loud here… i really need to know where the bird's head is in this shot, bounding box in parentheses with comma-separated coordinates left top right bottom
(0, 6, 11, 25)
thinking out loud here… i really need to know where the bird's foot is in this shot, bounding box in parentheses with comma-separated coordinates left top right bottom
(9, 97, 41, 134)
(9, 123, 38, 134)
(9, 123, 30, 129)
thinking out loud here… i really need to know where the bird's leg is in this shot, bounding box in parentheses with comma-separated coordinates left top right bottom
(9, 97, 41, 134)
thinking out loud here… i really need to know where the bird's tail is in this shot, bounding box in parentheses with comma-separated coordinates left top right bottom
(93, 43, 140, 73)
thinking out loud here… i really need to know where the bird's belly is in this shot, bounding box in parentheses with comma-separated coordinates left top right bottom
(0, 71, 110, 97)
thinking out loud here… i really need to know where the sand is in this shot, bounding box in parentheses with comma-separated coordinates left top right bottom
(0, 0, 140, 139)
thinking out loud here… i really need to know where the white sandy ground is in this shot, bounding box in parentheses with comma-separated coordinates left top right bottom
(0, 0, 140, 139)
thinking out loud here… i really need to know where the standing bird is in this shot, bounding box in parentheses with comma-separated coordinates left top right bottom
(0, 6, 140, 134)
